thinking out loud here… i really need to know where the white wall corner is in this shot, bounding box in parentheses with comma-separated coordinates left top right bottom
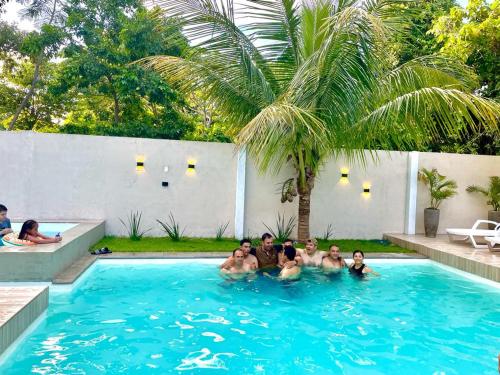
(234, 147, 247, 239)
(404, 151, 419, 234)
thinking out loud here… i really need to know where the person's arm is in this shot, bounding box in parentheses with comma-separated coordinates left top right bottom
(295, 255, 303, 266)
(25, 234, 61, 244)
(363, 266, 380, 276)
(0, 228, 12, 235)
(35, 231, 53, 240)
(219, 256, 234, 269)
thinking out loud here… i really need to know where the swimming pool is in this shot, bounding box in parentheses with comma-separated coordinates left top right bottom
(1, 259, 499, 374)
(10, 222, 77, 237)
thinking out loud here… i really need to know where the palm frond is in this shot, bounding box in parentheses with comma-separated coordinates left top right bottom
(236, 102, 329, 174)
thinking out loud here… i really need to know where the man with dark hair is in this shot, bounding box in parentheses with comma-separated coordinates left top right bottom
(250, 233, 281, 269)
(278, 246, 301, 280)
(219, 238, 258, 270)
(0, 204, 12, 238)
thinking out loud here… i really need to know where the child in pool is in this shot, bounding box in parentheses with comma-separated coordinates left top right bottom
(18, 220, 62, 244)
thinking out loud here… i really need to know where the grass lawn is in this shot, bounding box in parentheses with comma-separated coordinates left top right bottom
(91, 237, 414, 253)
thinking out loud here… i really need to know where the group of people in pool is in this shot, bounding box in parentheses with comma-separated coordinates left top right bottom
(219, 233, 377, 280)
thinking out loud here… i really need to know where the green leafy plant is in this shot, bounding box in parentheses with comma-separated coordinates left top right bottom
(216, 221, 230, 241)
(119, 211, 150, 241)
(466, 176, 500, 211)
(157, 213, 185, 241)
(263, 213, 296, 243)
(418, 168, 458, 209)
(322, 224, 334, 241)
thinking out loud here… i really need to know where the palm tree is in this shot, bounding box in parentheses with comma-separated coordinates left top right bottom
(140, 0, 499, 241)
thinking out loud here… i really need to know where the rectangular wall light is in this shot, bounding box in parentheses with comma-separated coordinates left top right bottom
(136, 156, 145, 172)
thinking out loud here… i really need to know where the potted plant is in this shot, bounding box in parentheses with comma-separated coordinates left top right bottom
(418, 168, 458, 238)
(466, 176, 500, 229)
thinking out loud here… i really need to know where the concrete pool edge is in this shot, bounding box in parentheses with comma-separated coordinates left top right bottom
(0, 287, 48, 358)
(0, 221, 105, 281)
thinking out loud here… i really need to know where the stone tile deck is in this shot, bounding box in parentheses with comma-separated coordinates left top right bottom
(384, 233, 500, 282)
(0, 286, 48, 355)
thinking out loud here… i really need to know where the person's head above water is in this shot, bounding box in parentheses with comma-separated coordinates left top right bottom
(283, 246, 297, 261)
(329, 244, 341, 259)
(261, 233, 273, 250)
(352, 250, 365, 264)
(239, 238, 252, 255)
(305, 238, 318, 253)
(19, 220, 38, 240)
(0, 204, 7, 222)
(233, 249, 245, 266)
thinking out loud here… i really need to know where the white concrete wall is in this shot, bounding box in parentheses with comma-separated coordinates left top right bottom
(416, 152, 500, 234)
(2, 132, 237, 237)
(2, 132, 499, 238)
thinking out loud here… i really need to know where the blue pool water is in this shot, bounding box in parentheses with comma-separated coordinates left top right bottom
(1, 260, 499, 374)
(10, 223, 77, 237)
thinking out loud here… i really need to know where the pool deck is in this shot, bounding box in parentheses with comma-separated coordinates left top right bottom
(384, 233, 500, 283)
(0, 286, 48, 355)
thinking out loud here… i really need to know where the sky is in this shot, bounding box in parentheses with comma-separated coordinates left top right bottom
(1, 0, 471, 32)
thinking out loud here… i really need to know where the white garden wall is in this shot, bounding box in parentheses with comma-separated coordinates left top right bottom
(2, 132, 499, 238)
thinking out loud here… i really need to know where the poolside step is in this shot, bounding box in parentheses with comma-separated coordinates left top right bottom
(53, 254, 96, 284)
(0, 286, 48, 355)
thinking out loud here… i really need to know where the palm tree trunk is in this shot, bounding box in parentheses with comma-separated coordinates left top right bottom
(297, 188, 311, 242)
(8, 58, 41, 130)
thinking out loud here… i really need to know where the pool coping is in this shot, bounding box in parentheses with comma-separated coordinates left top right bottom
(384, 233, 500, 283)
(0, 286, 48, 356)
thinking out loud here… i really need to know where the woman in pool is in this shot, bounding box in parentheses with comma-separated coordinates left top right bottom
(321, 244, 347, 272)
(348, 250, 377, 276)
(18, 220, 62, 244)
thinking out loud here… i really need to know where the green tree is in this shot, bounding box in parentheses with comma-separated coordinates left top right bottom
(142, 0, 499, 241)
(52, 0, 191, 138)
(430, 0, 500, 98)
(393, 0, 457, 64)
(7, 0, 66, 130)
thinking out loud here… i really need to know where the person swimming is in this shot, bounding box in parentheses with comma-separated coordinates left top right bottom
(322, 244, 347, 272)
(278, 246, 301, 280)
(348, 250, 377, 277)
(220, 249, 254, 279)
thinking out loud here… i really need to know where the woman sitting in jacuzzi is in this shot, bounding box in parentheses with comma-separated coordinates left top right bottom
(17, 220, 62, 244)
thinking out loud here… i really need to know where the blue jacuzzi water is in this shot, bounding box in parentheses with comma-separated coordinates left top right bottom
(10, 222, 77, 237)
(1, 260, 499, 374)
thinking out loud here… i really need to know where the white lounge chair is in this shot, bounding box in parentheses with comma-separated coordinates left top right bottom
(446, 220, 500, 249)
(485, 236, 500, 252)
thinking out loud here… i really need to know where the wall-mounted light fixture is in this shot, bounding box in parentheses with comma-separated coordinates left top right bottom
(186, 158, 197, 176)
(136, 155, 145, 172)
(339, 167, 349, 184)
(362, 182, 371, 199)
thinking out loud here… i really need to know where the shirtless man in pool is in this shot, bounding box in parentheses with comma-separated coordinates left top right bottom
(296, 238, 327, 267)
(220, 239, 258, 270)
(220, 249, 253, 279)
